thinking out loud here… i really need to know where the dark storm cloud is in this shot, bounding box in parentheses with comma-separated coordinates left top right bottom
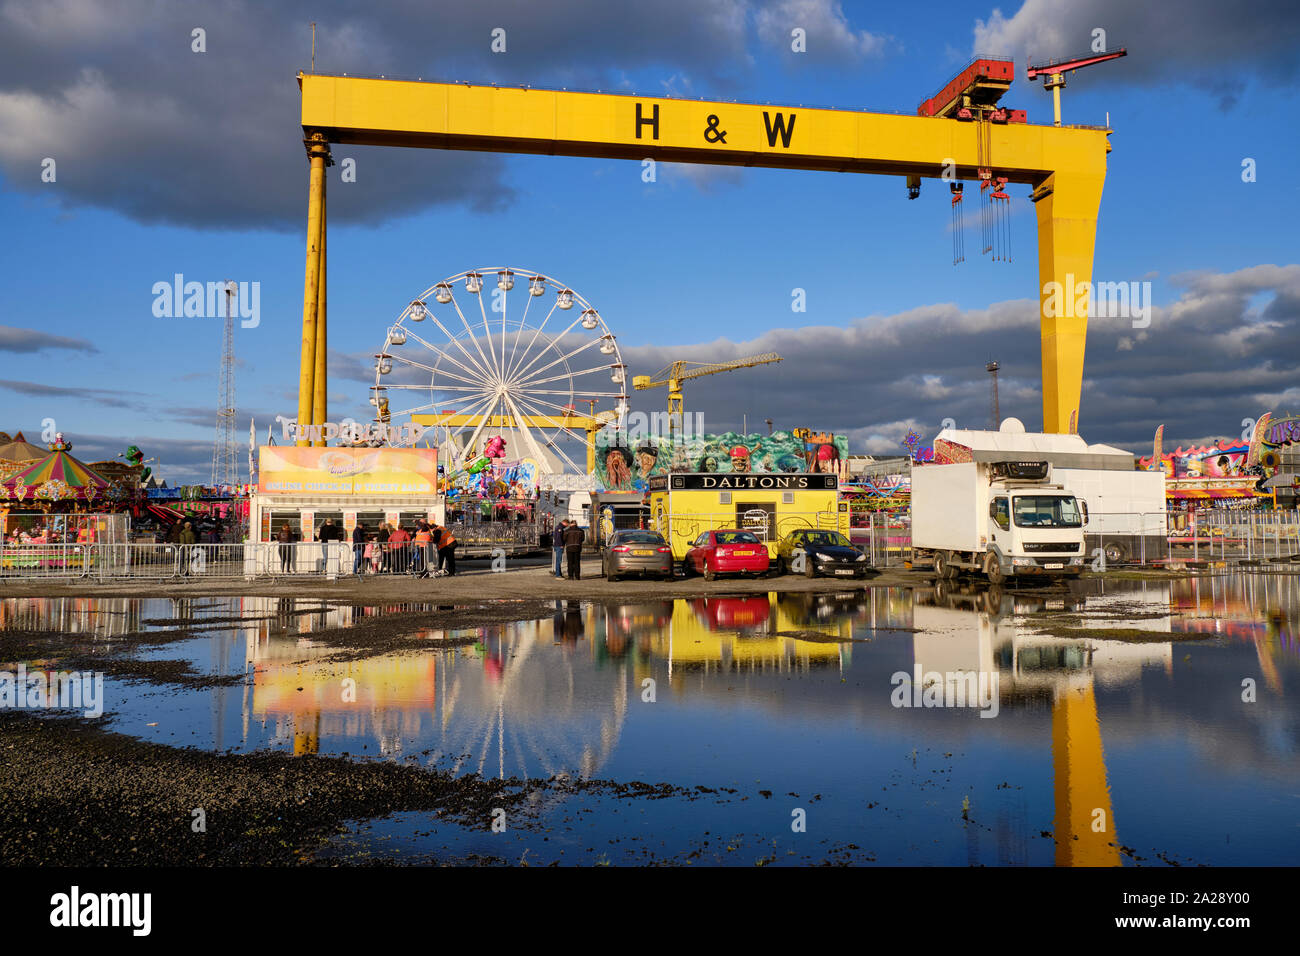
(974, 0, 1300, 107)
(0, 0, 884, 229)
(617, 263, 1300, 455)
(0, 378, 141, 408)
(0, 325, 97, 353)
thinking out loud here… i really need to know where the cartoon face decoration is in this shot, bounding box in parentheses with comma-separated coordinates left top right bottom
(636, 440, 658, 478)
(730, 445, 751, 473)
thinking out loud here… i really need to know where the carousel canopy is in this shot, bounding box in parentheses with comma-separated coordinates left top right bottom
(1, 448, 111, 503)
(0, 431, 46, 462)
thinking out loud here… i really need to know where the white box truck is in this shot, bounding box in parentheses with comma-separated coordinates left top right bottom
(912, 458, 1087, 583)
(1053, 467, 1167, 565)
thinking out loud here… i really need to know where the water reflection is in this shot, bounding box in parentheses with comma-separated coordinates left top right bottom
(2, 574, 1298, 865)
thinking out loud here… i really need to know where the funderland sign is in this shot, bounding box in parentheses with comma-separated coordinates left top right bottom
(657, 473, 838, 491)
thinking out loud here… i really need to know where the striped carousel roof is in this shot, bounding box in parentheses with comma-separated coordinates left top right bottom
(1, 449, 110, 503)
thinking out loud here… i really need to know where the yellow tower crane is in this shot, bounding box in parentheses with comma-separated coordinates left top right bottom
(632, 353, 783, 440)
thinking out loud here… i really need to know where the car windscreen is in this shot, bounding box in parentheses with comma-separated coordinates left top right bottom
(799, 531, 851, 546)
(1012, 495, 1082, 528)
(715, 532, 760, 544)
(613, 532, 664, 544)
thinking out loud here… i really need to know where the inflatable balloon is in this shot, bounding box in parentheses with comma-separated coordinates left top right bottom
(484, 436, 507, 459)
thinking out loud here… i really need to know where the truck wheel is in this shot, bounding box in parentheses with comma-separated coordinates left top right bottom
(984, 552, 1006, 585)
(1103, 541, 1129, 565)
(935, 551, 959, 579)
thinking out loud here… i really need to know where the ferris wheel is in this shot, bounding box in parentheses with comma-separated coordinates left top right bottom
(372, 267, 628, 473)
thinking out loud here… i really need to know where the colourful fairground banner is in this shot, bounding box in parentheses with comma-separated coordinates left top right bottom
(257, 447, 437, 495)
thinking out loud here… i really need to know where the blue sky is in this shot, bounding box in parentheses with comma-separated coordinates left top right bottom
(1, 0, 1297, 482)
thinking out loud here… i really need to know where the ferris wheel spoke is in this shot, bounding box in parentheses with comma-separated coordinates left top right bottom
(418, 309, 495, 383)
(475, 290, 502, 380)
(386, 353, 485, 390)
(448, 295, 499, 384)
(504, 289, 535, 382)
(512, 342, 610, 392)
(520, 364, 618, 390)
(500, 391, 554, 467)
(522, 388, 626, 397)
(459, 393, 504, 466)
(401, 328, 492, 384)
(509, 392, 595, 454)
(507, 311, 586, 385)
(504, 299, 559, 383)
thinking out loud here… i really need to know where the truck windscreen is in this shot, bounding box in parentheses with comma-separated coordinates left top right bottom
(1012, 495, 1082, 528)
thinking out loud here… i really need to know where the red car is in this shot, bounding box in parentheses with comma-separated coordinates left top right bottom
(683, 529, 771, 581)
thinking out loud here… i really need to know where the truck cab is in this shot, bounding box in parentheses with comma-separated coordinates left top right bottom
(984, 480, 1087, 582)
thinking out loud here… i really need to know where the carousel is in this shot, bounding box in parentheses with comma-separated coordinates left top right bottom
(0, 436, 138, 556)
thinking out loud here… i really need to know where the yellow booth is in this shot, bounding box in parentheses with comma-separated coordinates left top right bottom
(647, 472, 848, 560)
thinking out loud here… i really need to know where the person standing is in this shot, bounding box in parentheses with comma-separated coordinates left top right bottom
(351, 522, 367, 576)
(388, 523, 410, 574)
(562, 520, 585, 580)
(413, 521, 432, 577)
(376, 522, 391, 573)
(178, 521, 198, 576)
(277, 522, 295, 573)
(318, 518, 342, 574)
(552, 519, 567, 578)
(436, 521, 458, 576)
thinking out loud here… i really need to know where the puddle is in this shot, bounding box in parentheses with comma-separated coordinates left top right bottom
(2, 575, 1298, 865)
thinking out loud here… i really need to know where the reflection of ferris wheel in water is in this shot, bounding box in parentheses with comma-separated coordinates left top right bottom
(372, 267, 628, 472)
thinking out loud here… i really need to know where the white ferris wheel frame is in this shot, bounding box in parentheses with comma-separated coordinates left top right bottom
(372, 267, 628, 473)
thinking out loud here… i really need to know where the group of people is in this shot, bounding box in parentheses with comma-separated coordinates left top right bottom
(6, 523, 100, 545)
(274, 518, 458, 577)
(550, 518, 586, 580)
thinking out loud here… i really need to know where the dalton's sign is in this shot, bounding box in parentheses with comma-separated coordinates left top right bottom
(665, 473, 837, 491)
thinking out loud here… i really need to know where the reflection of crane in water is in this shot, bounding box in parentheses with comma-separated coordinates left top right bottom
(917, 584, 1175, 865)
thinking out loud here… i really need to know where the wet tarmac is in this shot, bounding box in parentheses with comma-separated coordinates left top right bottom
(1, 571, 1297, 866)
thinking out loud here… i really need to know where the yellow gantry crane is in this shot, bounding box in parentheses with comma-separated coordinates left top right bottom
(632, 353, 783, 438)
(297, 68, 1113, 444)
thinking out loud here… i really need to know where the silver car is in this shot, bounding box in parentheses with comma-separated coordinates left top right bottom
(602, 530, 674, 582)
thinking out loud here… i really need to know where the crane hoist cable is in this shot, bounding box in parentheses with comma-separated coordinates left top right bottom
(950, 182, 965, 265)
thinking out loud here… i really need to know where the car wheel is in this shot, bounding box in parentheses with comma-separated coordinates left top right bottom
(704, 565, 716, 582)
(775, 557, 787, 576)
(803, 557, 817, 578)
(608, 574, 620, 583)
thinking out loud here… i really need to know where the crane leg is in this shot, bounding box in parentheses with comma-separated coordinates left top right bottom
(1034, 169, 1104, 434)
(312, 188, 328, 446)
(297, 135, 329, 446)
